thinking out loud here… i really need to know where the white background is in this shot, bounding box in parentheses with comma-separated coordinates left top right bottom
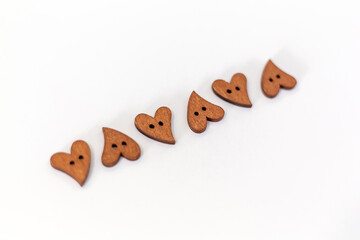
(1, 0, 359, 239)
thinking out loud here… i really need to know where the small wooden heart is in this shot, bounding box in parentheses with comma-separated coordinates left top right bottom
(212, 73, 252, 107)
(187, 91, 225, 133)
(135, 106, 175, 144)
(50, 140, 91, 186)
(261, 60, 297, 98)
(102, 127, 141, 167)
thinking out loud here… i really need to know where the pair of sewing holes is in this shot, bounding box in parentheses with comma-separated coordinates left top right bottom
(269, 75, 281, 82)
(194, 107, 207, 116)
(69, 155, 84, 165)
(111, 141, 127, 149)
(149, 121, 164, 129)
(227, 87, 240, 94)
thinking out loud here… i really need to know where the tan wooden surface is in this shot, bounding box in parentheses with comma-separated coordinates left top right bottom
(102, 127, 141, 167)
(50, 140, 91, 186)
(135, 106, 175, 144)
(261, 60, 297, 98)
(212, 73, 252, 107)
(187, 91, 224, 133)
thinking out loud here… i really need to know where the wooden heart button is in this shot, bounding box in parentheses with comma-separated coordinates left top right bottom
(102, 127, 141, 167)
(187, 91, 225, 133)
(212, 73, 252, 107)
(135, 106, 175, 144)
(262, 60, 297, 98)
(50, 140, 91, 186)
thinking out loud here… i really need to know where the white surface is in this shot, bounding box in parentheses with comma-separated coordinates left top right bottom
(1, 0, 360, 239)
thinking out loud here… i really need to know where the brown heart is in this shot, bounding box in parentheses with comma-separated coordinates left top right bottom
(261, 60, 297, 98)
(212, 73, 252, 107)
(50, 140, 91, 186)
(102, 127, 141, 167)
(135, 106, 175, 144)
(187, 91, 224, 133)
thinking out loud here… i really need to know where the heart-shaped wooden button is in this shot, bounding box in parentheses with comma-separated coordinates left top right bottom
(135, 106, 175, 144)
(102, 127, 141, 167)
(187, 91, 225, 133)
(50, 140, 91, 186)
(262, 60, 297, 98)
(212, 73, 252, 107)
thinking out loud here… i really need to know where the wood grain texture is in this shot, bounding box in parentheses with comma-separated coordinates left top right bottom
(187, 91, 225, 133)
(50, 140, 91, 186)
(212, 73, 252, 107)
(102, 127, 141, 167)
(135, 106, 175, 144)
(261, 60, 297, 98)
